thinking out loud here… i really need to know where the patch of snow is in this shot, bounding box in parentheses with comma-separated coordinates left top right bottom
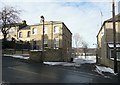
(73, 56, 96, 64)
(63, 63, 81, 67)
(3, 54, 29, 60)
(43, 62, 81, 67)
(30, 50, 43, 52)
(95, 65, 117, 75)
(44, 56, 96, 67)
(43, 62, 67, 65)
(62, 63, 75, 66)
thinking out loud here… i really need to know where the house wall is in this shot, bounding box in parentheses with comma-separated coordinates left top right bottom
(97, 21, 120, 73)
(2, 21, 72, 61)
(1, 21, 72, 51)
(18, 29, 31, 41)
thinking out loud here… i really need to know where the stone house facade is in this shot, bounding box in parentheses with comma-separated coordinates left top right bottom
(97, 13, 120, 73)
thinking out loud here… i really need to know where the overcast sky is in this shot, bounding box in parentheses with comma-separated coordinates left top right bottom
(0, 0, 120, 48)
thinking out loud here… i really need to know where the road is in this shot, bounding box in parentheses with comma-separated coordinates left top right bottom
(2, 56, 119, 83)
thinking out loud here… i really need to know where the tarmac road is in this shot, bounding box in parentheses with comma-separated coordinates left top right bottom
(2, 56, 119, 83)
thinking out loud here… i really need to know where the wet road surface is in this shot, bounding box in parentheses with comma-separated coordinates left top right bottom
(2, 56, 119, 83)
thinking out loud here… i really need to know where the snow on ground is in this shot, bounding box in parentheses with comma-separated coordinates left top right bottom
(43, 62, 67, 65)
(44, 56, 96, 67)
(95, 65, 117, 76)
(73, 56, 96, 64)
(3, 54, 29, 60)
(43, 62, 81, 67)
(3, 54, 96, 67)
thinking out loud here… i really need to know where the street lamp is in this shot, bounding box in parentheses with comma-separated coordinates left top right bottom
(41, 16, 45, 51)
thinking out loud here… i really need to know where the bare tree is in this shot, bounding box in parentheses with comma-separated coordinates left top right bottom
(73, 33, 82, 48)
(0, 6, 21, 41)
(81, 41, 88, 58)
(73, 33, 82, 56)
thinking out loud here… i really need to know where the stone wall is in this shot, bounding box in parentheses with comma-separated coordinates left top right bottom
(29, 49, 71, 62)
(2, 49, 29, 55)
(3, 49, 71, 62)
(29, 51, 43, 63)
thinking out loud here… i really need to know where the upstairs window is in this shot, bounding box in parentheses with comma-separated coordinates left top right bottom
(54, 26, 59, 34)
(32, 28, 37, 35)
(44, 27, 48, 34)
(54, 38, 59, 48)
(27, 31, 31, 37)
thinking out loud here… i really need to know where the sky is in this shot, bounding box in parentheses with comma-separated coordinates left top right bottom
(0, 0, 120, 48)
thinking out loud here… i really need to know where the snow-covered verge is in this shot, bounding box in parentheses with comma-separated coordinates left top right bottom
(95, 65, 117, 76)
(73, 56, 96, 64)
(3, 54, 96, 67)
(3, 54, 29, 60)
(43, 62, 81, 67)
(44, 56, 96, 67)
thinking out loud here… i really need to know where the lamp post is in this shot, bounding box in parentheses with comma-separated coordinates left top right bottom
(41, 16, 45, 51)
(112, 0, 117, 73)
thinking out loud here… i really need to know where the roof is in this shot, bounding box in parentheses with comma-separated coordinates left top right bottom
(97, 13, 120, 37)
(30, 21, 72, 34)
(19, 25, 30, 30)
(8, 21, 72, 34)
(30, 21, 64, 26)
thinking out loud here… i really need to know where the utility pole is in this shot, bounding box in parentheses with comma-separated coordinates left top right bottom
(112, 0, 117, 73)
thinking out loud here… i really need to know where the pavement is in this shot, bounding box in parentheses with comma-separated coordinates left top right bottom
(2, 56, 120, 84)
